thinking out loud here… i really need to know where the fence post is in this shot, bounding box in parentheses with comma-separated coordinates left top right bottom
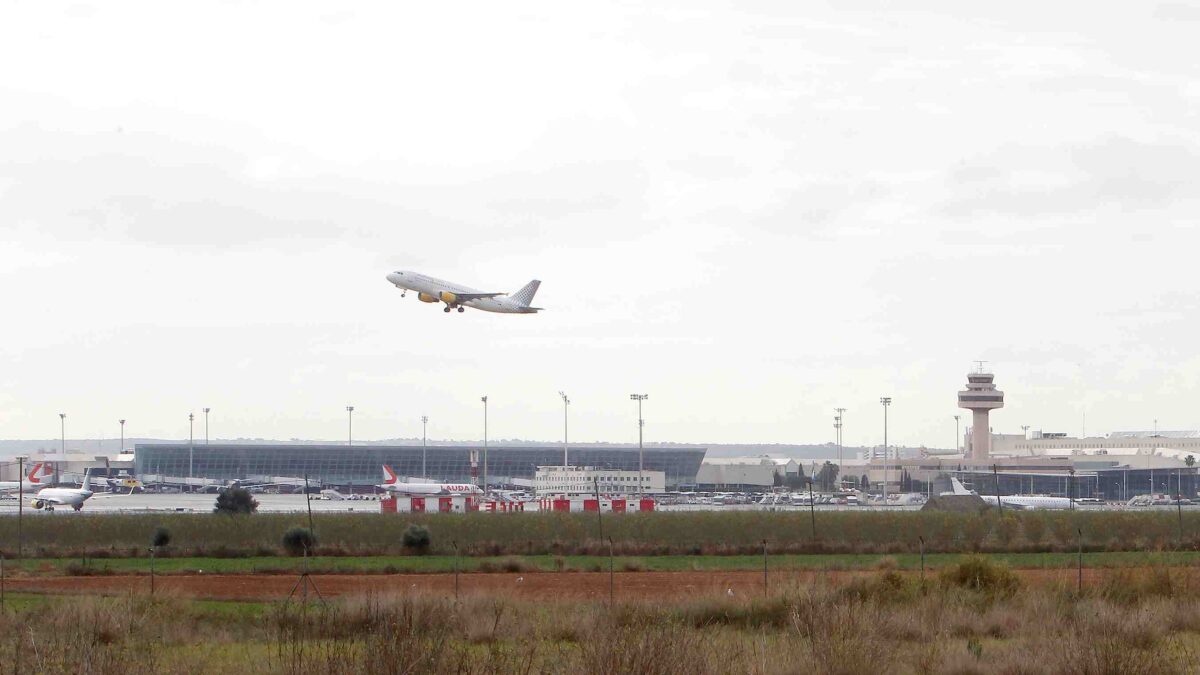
(919, 536, 925, 584)
(1, 553, 5, 611)
(452, 540, 459, 601)
(608, 536, 615, 607)
(762, 539, 768, 594)
(1077, 528, 1083, 593)
(150, 546, 156, 596)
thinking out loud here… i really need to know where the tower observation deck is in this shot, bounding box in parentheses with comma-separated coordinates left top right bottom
(958, 369, 1004, 460)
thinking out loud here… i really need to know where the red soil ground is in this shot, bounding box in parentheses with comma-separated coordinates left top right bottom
(2, 567, 1155, 602)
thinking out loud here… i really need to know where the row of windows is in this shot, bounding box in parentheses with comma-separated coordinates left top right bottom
(135, 444, 704, 487)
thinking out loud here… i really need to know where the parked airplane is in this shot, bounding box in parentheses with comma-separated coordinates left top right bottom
(30, 470, 133, 511)
(385, 270, 542, 314)
(378, 465, 483, 496)
(0, 462, 53, 493)
(944, 477, 1074, 510)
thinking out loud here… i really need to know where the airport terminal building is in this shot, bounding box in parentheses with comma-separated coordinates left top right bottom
(133, 443, 706, 490)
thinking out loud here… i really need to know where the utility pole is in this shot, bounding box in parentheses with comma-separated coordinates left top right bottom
(16, 456, 25, 559)
(559, 391, 570, 467)
(835, 408, 846, 474)
(880, 398, 891, 505)
(421, 416, 429, 478)
(59, 413, 66, 456)
(481, 396, 489, 497)
(204, 407, 211, 445)
(188, 412, 195, 492)
(346, 406, 354, 446)
(954, 415, 961, 454)
(631, 394, 648, 497)
(119, 419, 126, 453)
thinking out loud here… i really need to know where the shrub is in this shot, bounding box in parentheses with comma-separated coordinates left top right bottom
(213, 487, 258, 515)
(402, 524, 431, 553)
(282, 527, 317, 557)
(152, 526, 171, 548)
(939, 555, 1021, 598)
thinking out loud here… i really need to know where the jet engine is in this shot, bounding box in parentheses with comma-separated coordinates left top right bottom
(439, 291, 458, 304)
(31, 499, 45, 510)
(417, 292, 438, 303)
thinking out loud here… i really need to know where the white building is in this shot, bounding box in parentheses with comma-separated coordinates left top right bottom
(534, 465, 664, 496)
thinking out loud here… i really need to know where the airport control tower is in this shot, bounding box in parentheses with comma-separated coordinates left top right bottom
(958, 366, 1004, 460)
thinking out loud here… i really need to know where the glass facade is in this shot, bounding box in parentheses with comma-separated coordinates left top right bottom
(956, 468, 1198, 500)
(134, 444, 706, 489)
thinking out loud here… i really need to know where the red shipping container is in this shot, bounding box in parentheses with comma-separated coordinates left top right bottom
(639, 498, 655, 512)
(411, 497, 426, 512)
(552, 498, 570, 512)
(583, 499, 599, 512)
(439, 497, 453, 512)
(611, 499, 626, 513)
(381, 497, 397, 513)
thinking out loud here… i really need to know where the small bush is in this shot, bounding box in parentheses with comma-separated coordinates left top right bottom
(939, 555, 1021, 598)
(152, 526, 171, 548)
(281, 527, 317, 557)
(402, 524, 432, 553)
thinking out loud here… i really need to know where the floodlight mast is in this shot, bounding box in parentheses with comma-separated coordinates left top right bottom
(880, 397, 891, 504)
(630, 394, 648, 496)
(559, 391, 570, 468)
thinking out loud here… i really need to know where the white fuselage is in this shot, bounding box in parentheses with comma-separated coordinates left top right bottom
(31, 486, 93, 510)
(381, 482, 483, 496)
(385, 271, 538, 314)
(996, 494, 1074, 510)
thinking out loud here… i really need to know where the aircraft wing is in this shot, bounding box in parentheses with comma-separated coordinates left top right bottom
(86, 488, 137, 500)
(450, 292, 504, 301)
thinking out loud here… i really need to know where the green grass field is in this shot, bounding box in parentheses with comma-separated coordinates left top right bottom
(3, 509, 1200, 559)
(5, 549, 1198, 576)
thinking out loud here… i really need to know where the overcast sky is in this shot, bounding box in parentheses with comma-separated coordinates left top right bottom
(2, 1, 1199, 449)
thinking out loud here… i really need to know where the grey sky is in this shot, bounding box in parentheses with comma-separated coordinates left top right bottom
(2, 1, 1198, 448)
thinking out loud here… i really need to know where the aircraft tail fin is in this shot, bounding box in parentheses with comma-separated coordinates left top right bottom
(382, 465, 398, 485)
(81, 469, 92, 492)
(509, 280, 540, 307)
(949, 476, 973, 495)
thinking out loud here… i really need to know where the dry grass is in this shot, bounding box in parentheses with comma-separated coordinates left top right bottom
(3, 560, 1200, 673)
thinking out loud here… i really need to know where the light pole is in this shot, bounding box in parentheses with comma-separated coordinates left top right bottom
(481, 396, 489, 496)
(188, 412, 195, 492)
(346, 406, 354, 446)
(204, 407, 211, 445)
(16, 455, 26, 559)
(421, 416, 429, 477)
(559, 391, 570, 468)
(835, 408, 846, 470)
(119, 419, 126, 453)
(59, 413, 66, 456)
(954, 415, 960, 454)
(631, 394, 648, 497)
(880, 397, 891, 504)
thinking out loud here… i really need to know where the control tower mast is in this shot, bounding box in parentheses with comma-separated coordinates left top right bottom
(958, 364, 1004, 460)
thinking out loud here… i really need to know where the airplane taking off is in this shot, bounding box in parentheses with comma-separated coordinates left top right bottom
(385, 270, 542, 314)
(378, 465, 483, 496)
(944, 476, 1074, 510)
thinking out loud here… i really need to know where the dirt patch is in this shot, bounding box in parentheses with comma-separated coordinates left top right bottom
(2, 567, 1164, 602)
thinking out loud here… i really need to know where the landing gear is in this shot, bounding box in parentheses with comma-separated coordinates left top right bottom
(443, 306, 451, 313)
(400, 291, 406, 297)
(457, 306, 465, 313)
(72, 503, 83, 511)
